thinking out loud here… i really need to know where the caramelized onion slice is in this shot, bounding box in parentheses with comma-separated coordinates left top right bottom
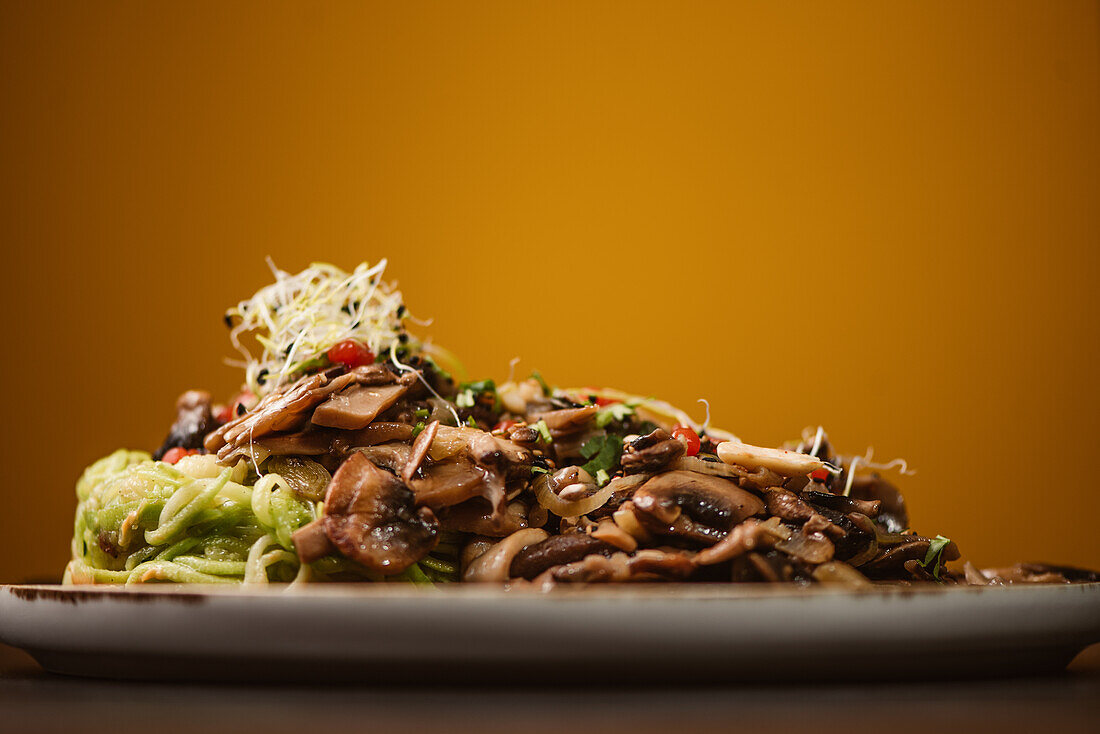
(532, 473, 646, 518)
(264, 456, 332, 502)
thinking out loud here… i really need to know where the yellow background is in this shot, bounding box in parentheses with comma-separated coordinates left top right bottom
(1, 1, 1097, 583)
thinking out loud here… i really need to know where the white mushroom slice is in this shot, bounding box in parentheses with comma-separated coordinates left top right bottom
(717, 440, 825, 476)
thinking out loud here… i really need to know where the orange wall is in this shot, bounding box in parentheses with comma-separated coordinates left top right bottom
(1, 1, 1098, 583)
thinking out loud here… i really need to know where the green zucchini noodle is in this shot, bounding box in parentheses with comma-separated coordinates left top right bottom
(65, 449, 459, 586)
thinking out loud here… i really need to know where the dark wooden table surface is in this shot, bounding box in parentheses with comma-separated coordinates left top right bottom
(2, 642, 1098, 733)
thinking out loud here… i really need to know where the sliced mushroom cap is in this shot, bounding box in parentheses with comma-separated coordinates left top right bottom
(442, 498, 529, 537)
(320, 453, 438, 575)
(408, 457, 495, 510)
(621, 429, 686, 474)
(347, 442, 412, 474)
(695, 517, 791, 565)
(312, 381, 411, 430)
(980, 563, 1100, 584)
(530, 406, 597, 435)
(463, 528, 549, 582)
(344, 422, 415, 447)
(206, 369, 360, 454)
(859, 536, 959, 579)
(849, 475, 909, 533)
(531, 548, 697, 587)
(631, 470, 765, 545)
(802, 489, 880, 519)
(508, 533, 619, 580)
(155, 390, 215, 460)
(254, 428, 336, 457)
(775, 527, 836, 565)
(403, 420, 439, 483)
(291, 519, 336, 563)
(763, 488, 816, 523)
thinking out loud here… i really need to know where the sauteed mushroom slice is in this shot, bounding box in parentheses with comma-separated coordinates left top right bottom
(508, 533, 619, 580)
(463, 528, 549, 582)
(311, 377, 413, 430)
(763, 488, 815, 523)
(155, 390, 216, 460)
(802, 489, 880, 518)
(860, 536, 960, 579)
(206, 368, 360, 453)
(621, 429, 686, 474)
(631, 470, 765, 545)
(319, 453, 438, 575)
(403, 419, 439, 483)
(408, 457, 495, 510)
(849, 475, 909, 533)
(529, 406, 598, 435)
(442, 498, 529, 537)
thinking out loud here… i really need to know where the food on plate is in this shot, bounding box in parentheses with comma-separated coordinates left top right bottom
(64, 261, 1098, 588)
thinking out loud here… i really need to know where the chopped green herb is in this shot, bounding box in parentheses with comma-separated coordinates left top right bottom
(466, 415, 478, 428)
(411, 421, 426, 438)
(530, 465, 549, 476)
(293, 354, 331, 374)
(414, 408, 431, 419)
(530, 370, 552, 397)
(455, 379, 497, 409)
(918, 535, 952, 579)
(594, 469, 610, 487)
(579, 434, 623, 481)
(595, 402, 635, 428)
(534, 419, 553, 444)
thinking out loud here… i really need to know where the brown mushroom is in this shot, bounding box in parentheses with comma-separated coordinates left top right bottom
(206, 369, 359, 455)
(695, 517, 791, 565)
(763, 488, 816, 523)
(860, 536, 959, 579)
(344, 422, 415, 447)
(530, 548, 697, 587)
(291, 519, 336, 563)
(155, 390, 216, 460)
(318, 452, 438, 575)
(529, 405, 597, 435)
(345, 442, 412, 474)
(408, 457, 496, 510)
(464, 528, 549, 582)
(631, 470, 765, 545)
(311, 373, 415, 430)
(508, 533, 619, 580)
(441, 498, 529, 537)
(620, 429, 686, 474)
(849, 475, 909, 533)
(402, 420, 439, 483)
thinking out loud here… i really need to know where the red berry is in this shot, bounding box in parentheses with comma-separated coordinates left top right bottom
(492, 420, 519, 434)
(671, 425, 701, 456)
(326, 339, 374, 369)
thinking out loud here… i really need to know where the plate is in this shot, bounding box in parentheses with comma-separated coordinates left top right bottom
(2, 582, 1098, 682)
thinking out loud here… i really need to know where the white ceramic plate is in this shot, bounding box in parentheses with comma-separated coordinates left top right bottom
(2, 582, 1098, 682)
